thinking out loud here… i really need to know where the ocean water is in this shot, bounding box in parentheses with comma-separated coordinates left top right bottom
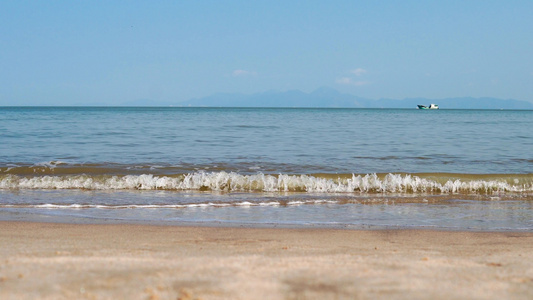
(1, 107, 532, 230)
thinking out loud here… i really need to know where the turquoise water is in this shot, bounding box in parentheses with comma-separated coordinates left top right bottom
(1, 107, 532, 174)
(1, 107, 532, 230)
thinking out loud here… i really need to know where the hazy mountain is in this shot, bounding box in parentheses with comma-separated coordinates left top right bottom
(182, 87, 368, 108)
(121, 99, 176, 106)
(178, 88, 533, 110)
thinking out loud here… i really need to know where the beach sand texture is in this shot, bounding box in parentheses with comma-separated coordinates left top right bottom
(1, 222, 532, 299)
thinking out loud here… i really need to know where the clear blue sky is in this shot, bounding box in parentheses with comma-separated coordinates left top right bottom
(1, 1, 532, 105)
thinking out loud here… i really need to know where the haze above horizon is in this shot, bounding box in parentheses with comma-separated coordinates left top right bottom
(1, 1, 532, 106)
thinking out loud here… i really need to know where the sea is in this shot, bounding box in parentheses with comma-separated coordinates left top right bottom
(1, 107, 532, 231)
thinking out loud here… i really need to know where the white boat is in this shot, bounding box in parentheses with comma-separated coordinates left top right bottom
(417, 104, 439, 109)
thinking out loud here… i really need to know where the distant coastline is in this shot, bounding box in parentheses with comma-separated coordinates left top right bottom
(3, 88, 533, 109)
(132, 87, 533, 110)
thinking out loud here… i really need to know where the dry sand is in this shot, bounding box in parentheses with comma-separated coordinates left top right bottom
(0, 221, 532, 299)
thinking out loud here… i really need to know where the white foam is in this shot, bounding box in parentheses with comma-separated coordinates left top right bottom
(0, 172, 531, 194)
(259, 202, 281, 206)
(33, 161, 68, 169)
(0, 199, 344, 210)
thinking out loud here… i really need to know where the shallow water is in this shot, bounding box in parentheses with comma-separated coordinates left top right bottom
(1, 107, 532, 230)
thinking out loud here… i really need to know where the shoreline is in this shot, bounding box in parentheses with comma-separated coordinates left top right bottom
(2, 216, 533, 233)
(1, 221, 533, 299)
(3, 210, 533, 233)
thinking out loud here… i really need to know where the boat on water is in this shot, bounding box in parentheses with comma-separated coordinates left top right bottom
(417, 104, 439, 109)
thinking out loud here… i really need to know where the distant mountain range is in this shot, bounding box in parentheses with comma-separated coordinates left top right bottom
(126, 87, 533, 109)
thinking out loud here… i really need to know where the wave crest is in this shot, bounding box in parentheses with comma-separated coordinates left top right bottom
(1, 172, 532, 194)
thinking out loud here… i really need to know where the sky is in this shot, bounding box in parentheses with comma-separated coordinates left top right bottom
(1, 0, 532, 106)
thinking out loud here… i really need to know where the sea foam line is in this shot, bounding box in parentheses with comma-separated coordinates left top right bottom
(0, 200, 332, 209)
(0, 172, 532, 194)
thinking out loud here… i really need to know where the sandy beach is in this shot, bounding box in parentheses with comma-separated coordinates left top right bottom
(0, 222, 532, 299)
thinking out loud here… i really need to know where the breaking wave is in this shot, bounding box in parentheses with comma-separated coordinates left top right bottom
(1, 172, 532, 194)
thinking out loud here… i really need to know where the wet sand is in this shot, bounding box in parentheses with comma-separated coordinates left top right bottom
(1, 222, 532, 299)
